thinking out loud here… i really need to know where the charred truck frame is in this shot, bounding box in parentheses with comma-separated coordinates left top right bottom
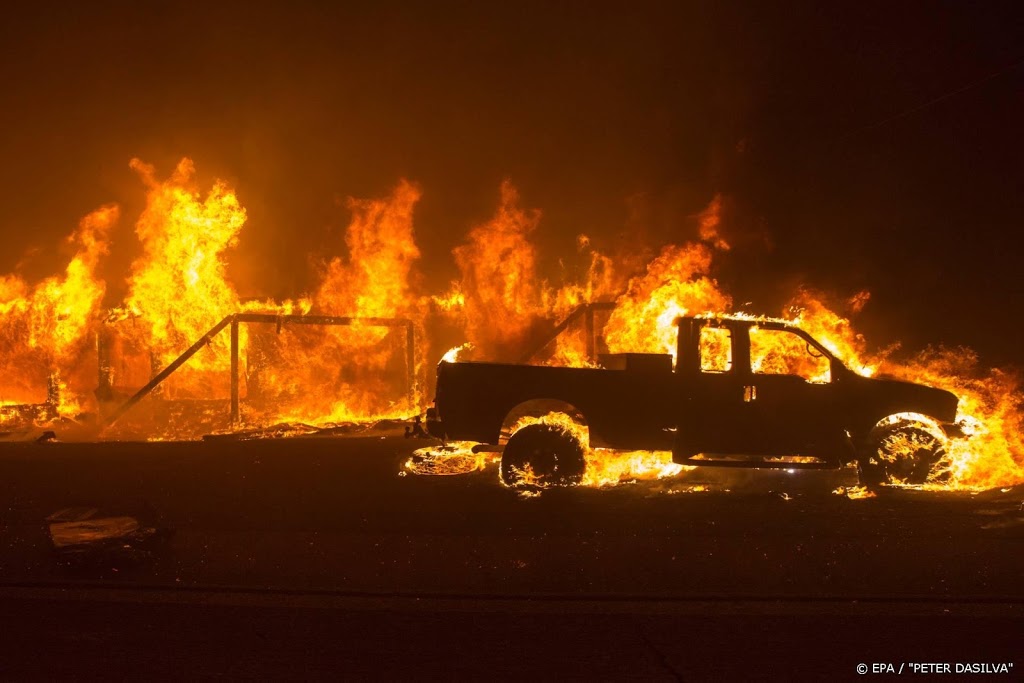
(428, 315, 964, 487)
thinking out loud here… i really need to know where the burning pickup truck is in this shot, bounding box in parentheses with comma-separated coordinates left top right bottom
(427, 315, 963, 487)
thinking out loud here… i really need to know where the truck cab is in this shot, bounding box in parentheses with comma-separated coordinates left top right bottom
(672, 316, 959, 468)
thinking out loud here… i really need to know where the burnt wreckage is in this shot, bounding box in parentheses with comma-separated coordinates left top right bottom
(427, 315, 964, 487)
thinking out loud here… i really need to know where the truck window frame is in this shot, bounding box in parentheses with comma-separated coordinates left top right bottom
(698, 324, 733, 374)
(747, 323, 837, 383)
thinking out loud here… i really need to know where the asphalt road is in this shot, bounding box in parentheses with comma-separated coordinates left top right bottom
(0, 434, 1021, 679)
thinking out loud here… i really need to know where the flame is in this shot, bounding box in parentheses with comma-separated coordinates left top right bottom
(441, 343, 473, 364)
(431, 284, 465, 312)
(248, 179, 424, 425)
(315, 179, 421, 319)
(0, 161, 1019, 494)
(875, 348, 1024, 489)
(459, 188, 1021, 491)
(121, 158, 246, 398)
(508, 412, 687, 487)
(98, 162, 424, 436)
(786, 291, 1023, 489)
(405, 441, 496, 476)
(452, 180, 543, 358)
(604, 243, 731, 358)
(697, 193, 730, 250)
(545, 236, 620, 316)
(783, 289, 877, 376)
(0, 204, 116, 418)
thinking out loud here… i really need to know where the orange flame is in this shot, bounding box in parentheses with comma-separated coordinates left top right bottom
(508, 412, 687, 487)
(247, 179, 423, 425)
(0, 205, 116, 417)
(121, 158, 246, 398)
(605, 243, 731, 357)
(0, 161, 1020, 493)
(452, 180, 543, 358)
(786, 290, 1023, 489)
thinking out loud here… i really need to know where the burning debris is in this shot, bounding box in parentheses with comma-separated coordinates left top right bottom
(0, 205, 116, 425)
(504, 412, 687, 488)
(405, 442, 497, 476)
(0, 158, 1021, 493)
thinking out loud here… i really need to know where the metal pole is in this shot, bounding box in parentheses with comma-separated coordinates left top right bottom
(105, 314, 234, 426)
(230, 319, 239, 425)
(405, 321, 416, 409)
(585, 305, 595, 360)
(96, 326, 115, 403)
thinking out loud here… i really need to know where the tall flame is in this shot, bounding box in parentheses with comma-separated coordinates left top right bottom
(315, 179, 421, 318)
(452, 180, 543, 358)
(249, 179, 423, 424)
(0, 205, 116, 415)
(122, 158, 245, 397)
(605, 243, 731, 357)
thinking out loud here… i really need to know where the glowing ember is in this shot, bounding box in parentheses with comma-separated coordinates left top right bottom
(833, 486, 878, 500)
(405, 441, 496, 476)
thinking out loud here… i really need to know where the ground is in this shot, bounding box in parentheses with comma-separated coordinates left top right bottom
(0, 433, 1021, 679)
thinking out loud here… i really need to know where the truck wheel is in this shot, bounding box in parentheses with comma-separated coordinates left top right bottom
(501, 423, 586, 488)
(862, 422, 946, 486)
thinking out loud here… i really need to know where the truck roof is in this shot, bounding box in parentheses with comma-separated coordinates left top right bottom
(682, 313, 800, 328)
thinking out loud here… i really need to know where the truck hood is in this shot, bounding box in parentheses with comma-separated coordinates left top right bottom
(846, 372, 960, 424)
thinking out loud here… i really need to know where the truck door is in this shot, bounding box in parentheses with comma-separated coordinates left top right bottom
(674, 319, 761, 456)
(743, 325, 840, 458)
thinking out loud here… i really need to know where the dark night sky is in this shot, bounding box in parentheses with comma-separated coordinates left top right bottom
(1, 1, 1022, 364)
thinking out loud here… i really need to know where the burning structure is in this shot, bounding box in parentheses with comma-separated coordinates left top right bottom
(0, 158, 1021, 492)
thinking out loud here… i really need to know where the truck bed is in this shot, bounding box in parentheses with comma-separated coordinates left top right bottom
(435, 360, 677, 449)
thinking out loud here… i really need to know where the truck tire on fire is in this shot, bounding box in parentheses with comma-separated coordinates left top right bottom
(501, 423, 586, 488)
(864, 421, 947, 485)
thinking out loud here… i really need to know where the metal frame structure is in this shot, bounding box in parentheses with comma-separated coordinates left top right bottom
(517, 302, 616, 364)
(105, 313, 415, 427)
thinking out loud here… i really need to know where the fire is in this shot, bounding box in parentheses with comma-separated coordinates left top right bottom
(783, 289, 877, 377)
(545, 236, 620, 316)
(120, 158, 246, 399)
(780, 292, 1023, 489)
(441, 343, 473, 364)
(508, 412, 687, 487)
(405, 441, 496, 476)
(0, 159, 1020, 494)
(0, 204, 117, 419)
(697, 193, 729, 251)
(604, 243, 731, 358)
(452, 180, 544, 359)
(876, 348, 1024, 489)
(441, 187, 1020, 492)
(315, 179, 421, 319)
(245, 179, 424, 425)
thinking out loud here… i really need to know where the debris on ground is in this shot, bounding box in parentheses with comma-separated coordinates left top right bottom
(46, 506, 172, 569)
(832, 485, 877, 499)
(404, 442, 497, 476)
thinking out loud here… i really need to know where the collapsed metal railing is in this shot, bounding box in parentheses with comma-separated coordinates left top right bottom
(105, 313, 416, 427)
(517, 301, 616, 364)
